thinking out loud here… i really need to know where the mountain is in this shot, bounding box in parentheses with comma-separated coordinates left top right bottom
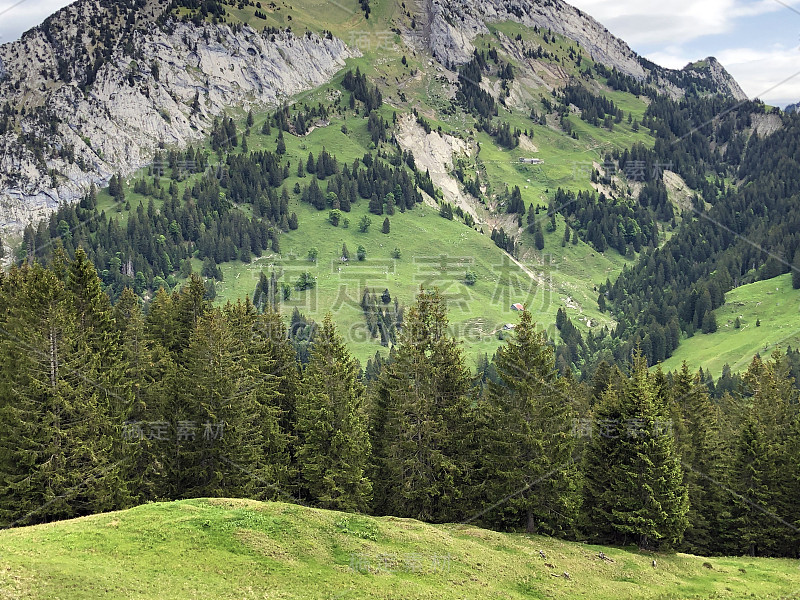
(0, 0, 749, 240)
(412, 0, 745, 99)
(0, 0, 785, 377)
(786, 101, 799, 113)
(680, 56, 747, 100)
(0, 0, 355, 234)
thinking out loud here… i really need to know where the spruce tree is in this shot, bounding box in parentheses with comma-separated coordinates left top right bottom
(169, 309, 263, 499)
(373, 288, 471, 522)
(479, 308, 578, 535)
(731, 416, 775, 556)
(581, 385, 625, 542)
(608, 351, 688, 548)
(114, 287, 175, 502)
(297, 314, 372, 511)
(0, 263, 122, 526)
(670, 362, 721, 555)
(224, 299, 292, 500)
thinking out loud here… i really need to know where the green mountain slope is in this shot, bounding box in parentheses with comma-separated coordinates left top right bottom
(660, 274, 800, 378)
(1, 498, 798, 599)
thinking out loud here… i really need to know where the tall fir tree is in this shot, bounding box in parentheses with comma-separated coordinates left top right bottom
(0, 262, 123, 526)
(670, 362, 722, 555)
(114, 288, 175, 503)
(224, 298, 292, 500)
(167, 309, 263, 499)
(583, 350, 688, 548)
(372, 288, 472, 522)
(297, 314, 372, 511)
(478, 308, 578, 535)
(608, 351, 688, 548)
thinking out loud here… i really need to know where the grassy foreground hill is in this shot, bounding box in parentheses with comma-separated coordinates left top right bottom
(1, 498, 798, 599)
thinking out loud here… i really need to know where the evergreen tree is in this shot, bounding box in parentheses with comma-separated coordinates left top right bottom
(793, 249, 800, 289)
(584, 351, 688, 548)
(373, 288, 472, 522)
(168, 309, 264, 499)
(479, 309, 578, 535)
(225, 299, 292, 499)
(297, 314, 372, 511)
(0, 263, 123, 526)
(609, 351, 688, 548)
(534, 224, 545, 250)
(581, 384, 624, 542)
(382, 217, 390, 234)
(670, 363, 721, 555)
(114, 288, 175, 502)
(731, 416, 775, 556)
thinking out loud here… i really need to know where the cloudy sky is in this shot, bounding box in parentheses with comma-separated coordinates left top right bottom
(2, 0, 800, 106)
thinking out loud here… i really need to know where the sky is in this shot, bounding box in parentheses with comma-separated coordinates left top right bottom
(1, 0, 800, 106)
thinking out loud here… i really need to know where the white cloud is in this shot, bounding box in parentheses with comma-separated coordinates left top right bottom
(570, 0, 800, 45)
(717, 46, 800, 105)
(570, 0, 740, 45)
(0, 0, 74, 43)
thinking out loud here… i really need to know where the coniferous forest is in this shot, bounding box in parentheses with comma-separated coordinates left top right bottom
(1, 250, 798, 558)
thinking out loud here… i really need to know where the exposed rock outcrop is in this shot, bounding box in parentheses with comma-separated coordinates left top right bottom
(413, 0, 746, 102)
(682, 57, 747, 101)
(418, 0, 646, 77)
(0, 0, 357, 235)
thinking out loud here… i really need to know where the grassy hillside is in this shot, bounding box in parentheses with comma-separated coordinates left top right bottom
(46, 0, 684, 366)
(660, 274, 800, 377)
(1, 498, 798, 599)
(92, 46, 645, 364)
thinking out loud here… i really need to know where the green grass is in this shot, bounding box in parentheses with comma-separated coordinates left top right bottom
(78, 8, 672, 366)
(660, 274, 800, 377)
(1, 498, 797, 599)
(207, 98, 638, 366)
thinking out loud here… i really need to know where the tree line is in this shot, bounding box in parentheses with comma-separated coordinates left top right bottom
(1, 251, 798, 557)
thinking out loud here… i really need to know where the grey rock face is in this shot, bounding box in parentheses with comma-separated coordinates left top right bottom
(421, 0, 645, 78)
(417, 0, 746, 103)
(0, 0, 356, 235)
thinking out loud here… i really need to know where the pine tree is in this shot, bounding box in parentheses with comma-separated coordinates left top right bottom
(382, 217, 390, 234)
(792, 249, 800, 289)
(297, 314, 372, 511)
(169, 309, 263, 499)
(670, 362, 721, 555)
(114, 287, 175, 502)
(731, 416, 775, 556)
(224, 299, 292, 500)
(581, 384, 625, 542)
(373, 288, 472, 522)
(607, 351, 689, 548)
(534, 224, 545, 250)
(479, 309, 578, 535)
(0, 263, 122, 526)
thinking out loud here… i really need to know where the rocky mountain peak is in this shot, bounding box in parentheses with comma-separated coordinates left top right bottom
(0, 0, 357, 237)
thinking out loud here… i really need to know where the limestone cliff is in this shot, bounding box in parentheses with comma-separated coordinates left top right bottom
(0, 0, 356, 236)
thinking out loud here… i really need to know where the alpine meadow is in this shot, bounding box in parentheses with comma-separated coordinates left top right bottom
(0, 0, 799, 598)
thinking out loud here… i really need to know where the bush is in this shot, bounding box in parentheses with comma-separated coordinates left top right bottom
(329, 209, 341, 227)
(464, 270, 477, 285)
(359, 215, 372, 233)
(391, 247, 401, 259)
(357, 245, 367, 261)
(295, 272, 316, 290)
